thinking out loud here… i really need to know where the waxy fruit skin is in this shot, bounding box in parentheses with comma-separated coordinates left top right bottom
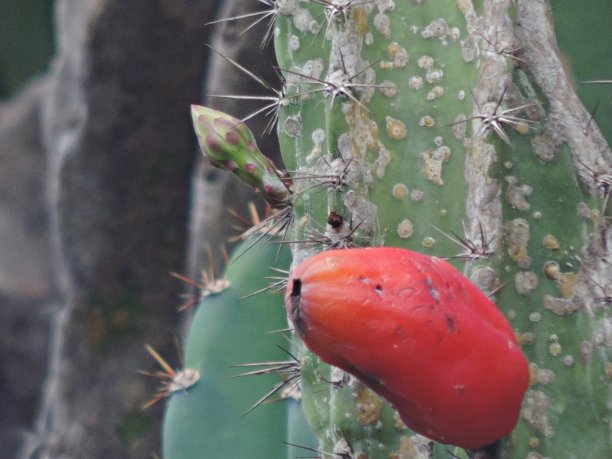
(286, 247, 529, 450)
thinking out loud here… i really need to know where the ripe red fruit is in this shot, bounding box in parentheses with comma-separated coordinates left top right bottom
(285, 247, 529, 450)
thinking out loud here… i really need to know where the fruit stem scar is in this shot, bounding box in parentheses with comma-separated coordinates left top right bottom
(289, 278, 305, 337)
(291, 278, 302, 297)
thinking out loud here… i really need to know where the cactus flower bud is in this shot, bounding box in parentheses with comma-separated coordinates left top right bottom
(191, 105, 290, 207)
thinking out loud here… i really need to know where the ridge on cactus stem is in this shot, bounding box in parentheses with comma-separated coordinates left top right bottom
(191, 104, 291, 208)
(285, 247, 530, 451)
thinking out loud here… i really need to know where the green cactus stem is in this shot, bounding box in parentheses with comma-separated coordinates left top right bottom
(162, 237, 299, 458)
(173, 0, 611, 457)
(271, 0, 611, 457)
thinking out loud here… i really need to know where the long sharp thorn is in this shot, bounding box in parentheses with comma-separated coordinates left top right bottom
(205, 4, 277, 40)
(240, 278, 287, 299)
(487, 281, 509, 298)
(206, 44, 274, 90)
(242, 376, 299, 417)
(145, 345, 176, 377)
(580, 80, 612, 84)
(231, 211, 291, 263)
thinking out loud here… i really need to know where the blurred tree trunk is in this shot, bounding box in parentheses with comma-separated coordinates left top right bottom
(0, 0, 282, 457)
(0, 0, 220, 457)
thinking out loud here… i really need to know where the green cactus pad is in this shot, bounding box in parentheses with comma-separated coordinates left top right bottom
(162, 238, 298, 458)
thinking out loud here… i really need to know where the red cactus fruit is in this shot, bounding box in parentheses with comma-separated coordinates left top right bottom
(285, 247, 529, 450)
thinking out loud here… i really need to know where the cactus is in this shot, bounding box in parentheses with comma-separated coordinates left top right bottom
(167, 0, 611, 457)
(161, 238, 312, 458)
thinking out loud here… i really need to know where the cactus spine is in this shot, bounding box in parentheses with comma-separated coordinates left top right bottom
(166, 0, 611, 457)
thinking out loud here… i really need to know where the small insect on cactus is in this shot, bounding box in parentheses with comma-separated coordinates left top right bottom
(160, 1, 611, 458)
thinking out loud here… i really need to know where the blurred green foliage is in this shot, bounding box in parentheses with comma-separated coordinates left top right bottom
(0, 0, 55, 99)
(553, 0, 612, 143)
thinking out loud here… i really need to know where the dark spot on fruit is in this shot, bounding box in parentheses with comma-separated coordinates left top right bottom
(446, 314, 456, 334)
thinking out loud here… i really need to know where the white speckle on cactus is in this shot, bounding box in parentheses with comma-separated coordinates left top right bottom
(301, 58, 325, 80)
(425, 68, 444, 83)
(529, 312, 542, 323)
(515, 271, 538, 295)
(409, 75, 424, 90)
(533, 210, 543, 220)
(333, 438, 352, 456)
(505, 176, 532, 211)
(419, 115, 435, 127)
(417, 55, 434, 70)
(289, 34, 300, 51)
(385, 116, 407, 140)
(292, 8, 318, 33)
(563, 355, 575, 367)
(283, 115, 302, 137)
(337, 132, 353, 159)
(312, 128, 326, 144)
(504, 218, 532, 268)
(434, 136, 444, 147)
(548, 336, 562, 356)
(344, 190, 378, 234)
(365, 32, 374, 46)
(420, 146, 451, 185)
(537, 368, 555, 385)
(373, 12, 391, 38)
(421, 18, 449, 39)
(376, 0, 396, 13)
(458, 89, 466, 100)
(396, 219, 414, 238)
(422, 237, 436, 248)
(450, 27, 461, 41)
(392, 183, 408, 200)
(542, 234, 560, 250)
(277, 0, 300, 16)
(410, 189, 424, 202)
(387, 42, 409, 68)
(426, 86, 445, 100)
(379, 80, 397, 97)
(374, 145, 391, 179)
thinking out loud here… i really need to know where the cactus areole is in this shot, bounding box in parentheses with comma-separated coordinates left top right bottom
(285, 247, 529, 450)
